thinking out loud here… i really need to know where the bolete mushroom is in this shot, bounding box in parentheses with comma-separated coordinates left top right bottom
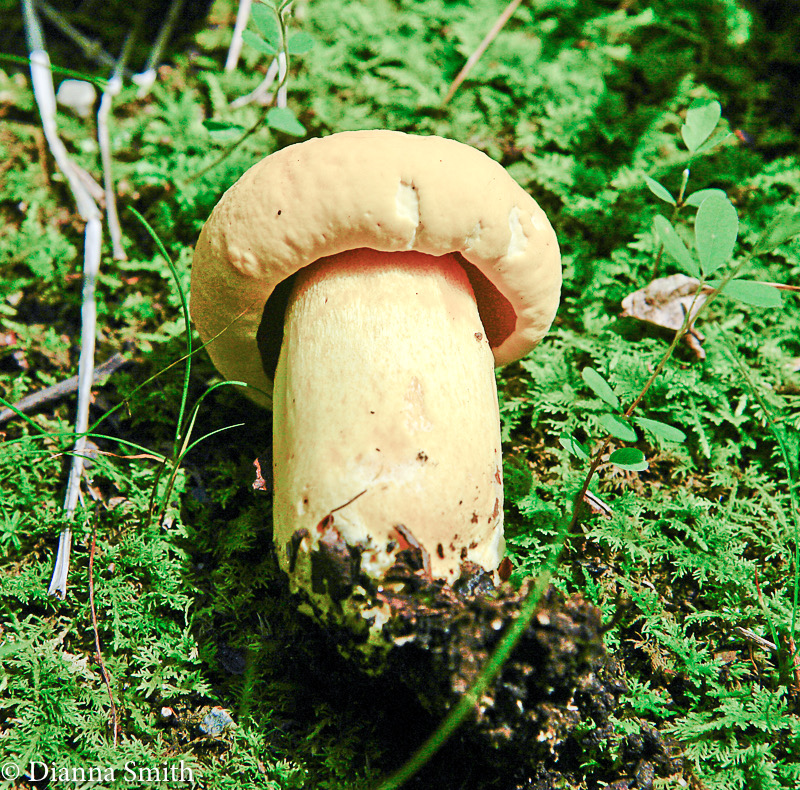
(191, 130, 560, 638)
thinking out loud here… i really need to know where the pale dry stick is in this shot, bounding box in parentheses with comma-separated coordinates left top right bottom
(25, 58, 99, 216)
(276, 50, 287, 107)
(22, 0, 105, 598)
(98, 35, 135, 261)
(49, 214, 102, 598)
(735, 626, 778, 652)
(132, 0, 186, 96)
(229, 57, 279, 109)
(225, 0, 253, 72)
(67, 160, 105, 202)
(99, 82, 125, 259)
(442, 0, 525, 106)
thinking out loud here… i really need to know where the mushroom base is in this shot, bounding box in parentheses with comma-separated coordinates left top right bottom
(272, 249, 505, 622)
(267, 538, 681, 787)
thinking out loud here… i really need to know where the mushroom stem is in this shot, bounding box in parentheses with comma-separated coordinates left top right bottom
(272, 248, 505, 603)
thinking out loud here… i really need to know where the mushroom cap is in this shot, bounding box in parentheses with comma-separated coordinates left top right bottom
(191, 130, 561, 407)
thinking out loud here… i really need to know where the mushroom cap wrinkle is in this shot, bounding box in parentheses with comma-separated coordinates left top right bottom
(191, 130, 561, 407)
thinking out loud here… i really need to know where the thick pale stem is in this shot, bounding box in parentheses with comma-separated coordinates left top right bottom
(272, 248, 504, 604)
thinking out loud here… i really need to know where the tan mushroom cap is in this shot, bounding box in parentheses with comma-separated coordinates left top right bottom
(191, 130, 561, 406)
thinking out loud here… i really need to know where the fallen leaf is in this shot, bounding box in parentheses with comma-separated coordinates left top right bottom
(621, 274, 707, 359)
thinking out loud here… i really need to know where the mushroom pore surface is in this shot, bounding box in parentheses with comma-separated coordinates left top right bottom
(272, 248, 504, 598)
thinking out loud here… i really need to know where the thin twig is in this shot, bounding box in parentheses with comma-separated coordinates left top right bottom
(49, 214, 102, 599)
(229, 57, 279, 109)
(225, 0, 252, 72)
(98, 83, 125, 259)
(27, 63, 98, 217)
(89, 524, 119, 745)
(276, 51, 287, 108)
(0, 351, 129, 425)
(442, 0, 525, 106)
(36, 0, 122, 74)
(734, 626, 777, 652)
(66, 160, 105, 202)
(132, 0, 186, 96)
(22, 0, 104, 600)
(98, 35, 135, 261)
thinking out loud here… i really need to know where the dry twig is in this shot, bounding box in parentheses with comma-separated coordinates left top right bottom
(98, 35, 135, 261)
(225, 0, 253, 72)
(229, 57, 279, 109)
(22, 0, 105, 599)
(89, 525, 120, 744)
(132, 0, 186, 96)
(442, 0, 525, 105)
(36, 0, 121, 73)
(0, 352, 129, 425)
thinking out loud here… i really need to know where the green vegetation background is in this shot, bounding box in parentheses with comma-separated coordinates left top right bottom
(1, 0, 799, 787)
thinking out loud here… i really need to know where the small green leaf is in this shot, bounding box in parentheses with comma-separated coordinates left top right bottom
(267, 106, 306, 136)
(288, 32, 314, 54)
(753, 206, 800, 254)
(695, 195, 738, 276)
(694, 131, 734, 155)
(559, 433, 590, 461)
(653, 215, 700, 277)
(609, 448, 648, 472)
(203, 119, 247, 141)
(203, 119, 246, 133)
(560, 434, 590, 461)
(251, 4, 282, 49)
(707, 279, 783, 308)
(681, 100, 722, 152)
(683, 188, 727, 208)
(644, 176, 676, 205)
(242, 29, 278, 55)
(634, 417, 687, 442)
(581, 368, 620, 410)
(598, 413, 638, 443)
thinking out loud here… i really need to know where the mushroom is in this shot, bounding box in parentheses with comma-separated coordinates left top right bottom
(191, 130, 561, 634)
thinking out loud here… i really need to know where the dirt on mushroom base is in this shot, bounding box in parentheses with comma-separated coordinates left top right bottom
(284, 534, 685, 788)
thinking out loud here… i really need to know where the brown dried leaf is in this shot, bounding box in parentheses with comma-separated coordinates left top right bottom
(621, 274, 708, 359)
(621, 274, 706, 330)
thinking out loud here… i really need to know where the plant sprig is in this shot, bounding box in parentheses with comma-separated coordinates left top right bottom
(563, 101, 800, 534)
